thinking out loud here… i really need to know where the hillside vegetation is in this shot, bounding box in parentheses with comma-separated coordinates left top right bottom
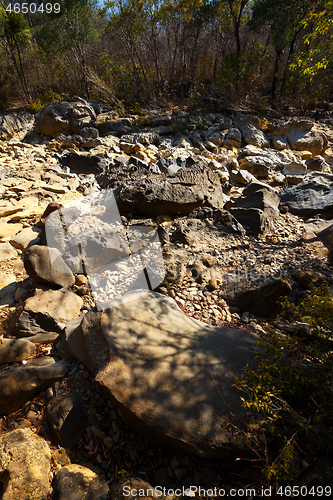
(0, 0, 332, 112)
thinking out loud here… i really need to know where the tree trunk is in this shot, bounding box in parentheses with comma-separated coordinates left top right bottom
(271, 49, 282, 105)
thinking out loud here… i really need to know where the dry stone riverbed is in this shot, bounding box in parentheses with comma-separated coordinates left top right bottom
(0, 100, 333, 499)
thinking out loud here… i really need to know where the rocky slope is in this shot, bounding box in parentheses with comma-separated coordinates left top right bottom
(0, 99, 333, 499)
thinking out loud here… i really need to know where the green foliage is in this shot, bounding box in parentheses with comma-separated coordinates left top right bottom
(170, 120, 187, 134)
(43, 89, 61, 103)
(127, 101, 144, 115)
(236, 284, 333, 485)
(0, 9, 31, 45)
(290, 1, 333, 81)
(195, 117, 209, 130)
(25, 98, 43, 113)
(137, 116, 152, 127)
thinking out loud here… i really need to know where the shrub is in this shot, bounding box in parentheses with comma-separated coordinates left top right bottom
(236, 284, 333, 485)
(25, 98, 43, 114)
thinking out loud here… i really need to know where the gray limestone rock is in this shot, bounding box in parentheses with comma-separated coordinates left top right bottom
(47, 394, 87, 448)
(61, 292, 261, 459)
(279, 173, 333, 218)
(0, 338, 36, 365)
(0, 358, 68, 415)
(24, 245, 75, 288)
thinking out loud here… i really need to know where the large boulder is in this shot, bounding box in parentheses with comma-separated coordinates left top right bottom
(46, 394, 87, 448)
(0, 113, 34, 141)
(221, 278, 292, 318)
(53, 464, 109, 500)
(115, 164, 225, 216)
(59, 292, 261, 459)
(279, 173, 333, 218)
(13, 288, 83, 337)
(239, 156, 277, 178)
(234, 114, 270, 148)
(271, 119, 328, 156)
(35, 100, 100, 138)
(226, 182, 280, 237)
(24, 245, 75, 288)
(0, 338, 36, 365)
(59, 152, 111, 175)
(0, 428, 51, 500)
(96, 115, 133, 135)
(0, 358, 68, 415)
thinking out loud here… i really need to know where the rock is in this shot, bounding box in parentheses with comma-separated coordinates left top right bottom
(306, 156, 327, 172)
(121, 132, 161, 145)
(34, 100, 98, 138)
(0, 358, 68, 415)
(188, 207, 246, 235)
(0, 338, 36, 365)
(63, 292, 261, 459)
(222, 278, 292, 318)
(290, 269, 326, 289)
(24, 245, 75, 288)
(282, 162, 307, 176)
(53, 464, 109, 500)
(272, 135, 289, 150)
(234, 114, 270, 148)
(10, 226, 41, 251)
(80, 127, 99, 139)
(0, 113, 34, 141)
(59, 152, 111, 175)
(239, 156, 277, 178)
(0, 241, 17, 261)
(224, 128, 242, 148)
(13, 289, 83, 337)
(0, 428, 51, 500)
(0, 273, 16, 306)
(230, 169, 257, 185)
(0, 220, 23, 240)
(288, 126, 327, 156)
(96, 116, 133, 135)
(297, 454, 333, 489)
(46, 394, 87, 448)
(115, 164, 224, 216)
(227, 182, 279, 237)
(279, 173, 333, 218)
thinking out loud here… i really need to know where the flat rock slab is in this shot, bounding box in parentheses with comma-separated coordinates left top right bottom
(0, 338, 36, 365)
(0, 358, 68, 414)
(67, 292, 261, 459)
(13, 288, 83, 336)
(10, 226, 41, 251)
(0, 242, 17, 261)
(279, 173, 333, 217)
(24, 245, 75, 288)
(0, 220, 23, 240)
(0, 273, 16, 306)
(0, 428, 51, 500)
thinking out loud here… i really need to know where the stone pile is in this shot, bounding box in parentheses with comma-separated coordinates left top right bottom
(0, 99, 332, 498)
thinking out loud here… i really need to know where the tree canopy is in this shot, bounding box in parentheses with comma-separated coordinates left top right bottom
(0, 0, 332, 110)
